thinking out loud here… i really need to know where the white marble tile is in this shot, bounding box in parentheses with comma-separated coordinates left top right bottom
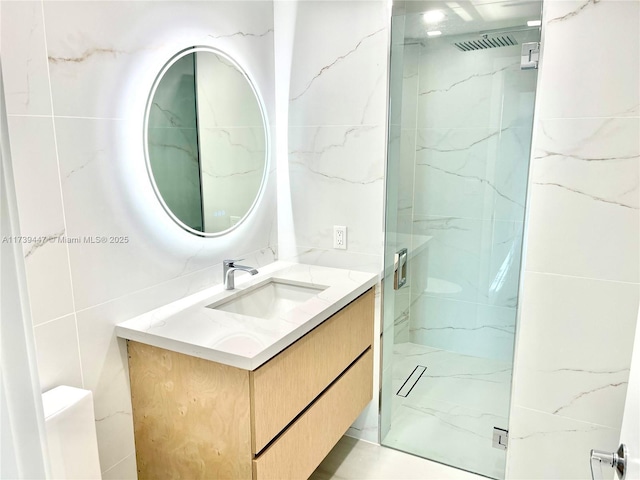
(102, 454, 137, 480)
(513, 272, 639, 429)
(76, 305, 136, 473)
(477, 219, 524, 309)
(381, 343, 511, 479)
(383, 399, 507, 479)
(507, 407, 620, 480)
(22, 243, 76, 327)
(34, 314, 83, 393)
(311, 436, 485, 480)
(525, 118, 640, 283)
(403, 352, 512, 418)
(400, 44, 419, 130)
(7, 116, 65, 240)
(417, 44, 522, 130)
(537, 0, 640, 119)
(411, 215, 483, 304)
(54, 117, 276, 310)
(7, 115, 74, 325)
(0, 1, 52, 115)
(398, 128, 416, 217)
(288, 1, 388, 127)
(282, 247, 382, 275)
(42, 1, 275, 120)
(413, 127, 527, 221)
(288, 125, 385, 256)
(409, 296, 516, 362)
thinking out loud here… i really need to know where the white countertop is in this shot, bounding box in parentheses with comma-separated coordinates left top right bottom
(115, 262, 378, 371)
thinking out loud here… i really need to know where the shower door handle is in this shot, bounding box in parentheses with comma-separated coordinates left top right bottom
(394, 248, 408, 290)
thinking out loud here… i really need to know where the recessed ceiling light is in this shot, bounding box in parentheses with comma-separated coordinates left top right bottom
(527, 20, 542, 27)
(423, 10, 445, 24)
(427, 30, 442, 37)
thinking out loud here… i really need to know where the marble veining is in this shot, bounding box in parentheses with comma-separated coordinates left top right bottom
(290, 27, 385, 102)
(24, 229, 65, 259)
(417, 162, 524, 208)
(534, 182, 638, 210)
(548, 0, 600, 24)
(551, 381, 627, 416)
(419, 62, 519, 97)
(383, 343, 511, 479)
(416, 127, 506, 154)
(48, 47, 129, 65)
(208, 28, 273, 39)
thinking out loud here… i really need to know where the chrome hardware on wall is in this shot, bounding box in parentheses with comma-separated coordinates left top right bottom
(394, 248, 408, 290)
(591, 444, 627, 480)
(520, 42, 540, 70)
(492, 427, 508, 450)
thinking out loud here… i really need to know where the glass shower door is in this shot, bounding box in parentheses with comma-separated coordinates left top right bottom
(380, 2, 542, 478)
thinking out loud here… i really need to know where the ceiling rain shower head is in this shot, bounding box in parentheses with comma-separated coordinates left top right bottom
(454, 34, 518, 52)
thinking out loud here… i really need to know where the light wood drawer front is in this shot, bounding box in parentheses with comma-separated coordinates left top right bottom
(250, 288, 374, 453)
(252, 349, 373, 480)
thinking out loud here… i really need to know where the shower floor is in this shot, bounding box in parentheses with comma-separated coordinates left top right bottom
(382, 343, 512, 479)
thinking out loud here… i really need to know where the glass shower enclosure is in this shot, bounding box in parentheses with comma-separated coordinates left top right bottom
(380, 1, 542, 478)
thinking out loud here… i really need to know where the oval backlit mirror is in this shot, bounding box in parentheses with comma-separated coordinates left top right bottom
(144, 46, 268, 236)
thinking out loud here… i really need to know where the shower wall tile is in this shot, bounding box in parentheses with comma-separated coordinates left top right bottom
(288, 0, 387, 127)
(416, 45, 522, 130)
(525, 118, 640, 283)
(400, 44, 419, 130)
(413, 127, 497, 219)
(507, 407, 620, 480)
(409, 296, 516, 362)
(42, 1, 275, 121)
(33, 314, 83, 393)
(7, 115, 74, 325)
(288, 125, 385, 256)
(513, 272, 638, 430)
(535, 0, 640, 119)
(398, 129, 416, 221)
(0, 1, 52, 116)
(477, 220, 523, 309)
(413, 127, 529, 222)
(509, 1, 640, 475)
(411, 215, 483, 304)
(388, 18, 406, 129)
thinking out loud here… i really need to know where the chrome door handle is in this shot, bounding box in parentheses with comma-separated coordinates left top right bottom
(394, 248, 408, 290)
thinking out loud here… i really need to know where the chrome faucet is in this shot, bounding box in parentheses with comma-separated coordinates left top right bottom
(223, 259, 258, 290)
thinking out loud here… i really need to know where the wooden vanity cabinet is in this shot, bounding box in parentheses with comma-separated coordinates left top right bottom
(127, 288, 374, 480)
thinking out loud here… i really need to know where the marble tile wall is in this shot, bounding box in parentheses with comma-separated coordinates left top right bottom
(280, 0, 389, 442)
(1, 1, 276, 477)
(401, 37, 535, 362)
(506, 0, 640, 478)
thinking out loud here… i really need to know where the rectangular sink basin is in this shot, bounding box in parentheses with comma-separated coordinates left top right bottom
(208, 279, 327, 321)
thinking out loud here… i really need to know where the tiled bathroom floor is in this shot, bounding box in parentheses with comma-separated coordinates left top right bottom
(310, 436, 485, 480)
(382, 343, 513, 479)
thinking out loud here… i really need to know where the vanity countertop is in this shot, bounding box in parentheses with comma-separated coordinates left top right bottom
(115, 262, 377, 371)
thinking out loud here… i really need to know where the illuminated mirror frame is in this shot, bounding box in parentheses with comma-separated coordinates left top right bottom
(143, 45, 270, 237)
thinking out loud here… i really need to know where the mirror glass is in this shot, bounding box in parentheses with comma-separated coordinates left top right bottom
(145, 47, 267, 235)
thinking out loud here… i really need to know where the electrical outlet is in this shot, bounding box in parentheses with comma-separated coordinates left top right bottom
(333, 225, 347, 250)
